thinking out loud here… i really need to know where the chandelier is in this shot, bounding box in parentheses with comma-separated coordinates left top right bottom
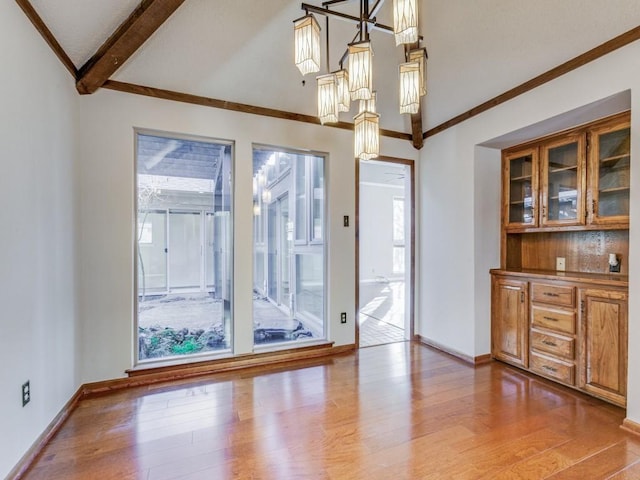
(293, 0, 426, 160)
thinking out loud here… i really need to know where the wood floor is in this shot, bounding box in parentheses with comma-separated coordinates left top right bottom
(23, 342, 640, 479)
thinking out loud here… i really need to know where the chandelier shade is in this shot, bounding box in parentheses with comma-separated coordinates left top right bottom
(359, 91, 377, 114)
(393, 0, 418, 46)
(354, 110, 380, 160)
(399, 61, 420, 114)
(348, 41, 373, 101)
(294, 14, 321, 75)
(334, 69, 351, 112)
(408, 48, 427, 96)
(317, 73, 339, 124)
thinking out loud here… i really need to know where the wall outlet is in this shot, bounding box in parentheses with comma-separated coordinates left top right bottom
(22, 381, 30, 407)
(556, 257, 566, 271)
(340, 312, 347, 324)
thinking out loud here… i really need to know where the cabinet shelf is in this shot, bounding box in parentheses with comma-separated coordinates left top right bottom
(510, 174, 532, 182)
(599, 186, 630, 194)
(549, 165, 578, 173)
(600, 154, 630, 164)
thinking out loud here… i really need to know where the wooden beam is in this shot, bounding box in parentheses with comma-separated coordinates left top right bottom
(76, 0, 187, 95)
(410, 111, 423, 149)
(15, 0, 78, 78)
(424, 24, 640, 139)
(102, 80, 413, 141)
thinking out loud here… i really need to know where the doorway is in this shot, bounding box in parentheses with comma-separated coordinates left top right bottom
(357, 158, 414, 348)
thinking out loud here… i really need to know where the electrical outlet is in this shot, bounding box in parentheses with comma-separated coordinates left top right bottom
(340, 312, 347, 324)
(22, 381, 30, 407)
(556, 257, 566, 271)
(343, 215, 349, 227)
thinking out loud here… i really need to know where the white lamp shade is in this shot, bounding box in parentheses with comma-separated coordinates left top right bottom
(294, 14, 321, 75)
(393, 0, 418, 46)
(317, 73, 339, 124)
(399, 61, 420, 115)
(358, 91, 377, 114)
(354, 111, 380, 160)
(334, 69, 351, 112)
(408, 48, 427, 96)
(348, 41, 373, 101)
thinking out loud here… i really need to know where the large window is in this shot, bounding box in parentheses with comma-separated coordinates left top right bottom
(135, 132, 233, 362)
(252, 147, 326, 346)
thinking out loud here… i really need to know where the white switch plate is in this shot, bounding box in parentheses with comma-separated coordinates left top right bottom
(556, 257, 566, 271)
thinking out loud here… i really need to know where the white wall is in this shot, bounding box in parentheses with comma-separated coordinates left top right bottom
(359, 182, 405, 281)
(0, 4, 80, 478)
(76, 90, 418, 383)
(419, 40, 640, 423)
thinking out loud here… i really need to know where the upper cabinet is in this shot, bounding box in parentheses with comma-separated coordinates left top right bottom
(503, 147, 538, 228)
(503, 112, 630, 232)
(540, 133, 586, 227)
(587, 118, 631, 226)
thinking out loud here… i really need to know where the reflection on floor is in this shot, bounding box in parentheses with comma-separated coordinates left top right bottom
(359, 280, 406, 348)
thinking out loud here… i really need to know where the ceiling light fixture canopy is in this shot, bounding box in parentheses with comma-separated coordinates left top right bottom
(294, 0, 426, 160)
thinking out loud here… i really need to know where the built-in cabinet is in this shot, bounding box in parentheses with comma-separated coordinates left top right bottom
(492, 111, 630, 408)
(503, 113, 630, 231)
(491, 277, 528, 367)
(491, 271, 628, 407)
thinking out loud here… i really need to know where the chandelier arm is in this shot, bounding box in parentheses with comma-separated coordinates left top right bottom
(300, 3, 394, 34)
(369, 0, 385, 18)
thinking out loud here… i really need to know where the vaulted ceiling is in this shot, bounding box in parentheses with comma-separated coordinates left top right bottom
(17, 0, 640, 146)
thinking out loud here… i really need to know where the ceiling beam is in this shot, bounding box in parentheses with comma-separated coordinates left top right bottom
(15, 0, 77, 78)
(76, 0, 187, 95)
(103, 80, 413, 141)
(423, 24, 640, 139)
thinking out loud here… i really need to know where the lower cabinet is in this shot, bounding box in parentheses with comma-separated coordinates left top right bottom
(580, 288, 628, 406)
(490, 271, 628, 407)
(491, 276, 528, 368)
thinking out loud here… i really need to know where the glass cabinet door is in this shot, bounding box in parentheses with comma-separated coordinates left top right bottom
(540, 134, 585, 227)
(588, 119, 630, 225)
(504, 148, 538, 228)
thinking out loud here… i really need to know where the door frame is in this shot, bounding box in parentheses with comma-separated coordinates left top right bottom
(355, 156, 416, 348)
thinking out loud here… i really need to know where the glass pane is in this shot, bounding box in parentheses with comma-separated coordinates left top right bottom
(508, 154, 534, 224)
(393, 197, 405, 243)
(136, 134, 233, 361)
(295, 159, 307, 242)
(296, 254, 324, 322)
(393, 246, 405, 274)
(205, 213, 214, 287)
(138, 211, 167, 293)
(253, 148, 325, 346)
(546, 142, 578, 222)
(597, 128, 630, 218)
(169, 212, 201, 289)
(311, 157, 324, 241)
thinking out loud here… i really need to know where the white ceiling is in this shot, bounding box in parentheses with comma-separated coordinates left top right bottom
(25, 0, 640, 134)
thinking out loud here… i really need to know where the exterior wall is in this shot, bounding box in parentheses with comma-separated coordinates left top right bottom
(418, 40, 640, 424)
(76, 89, 418, 383)
(0, 4, 80, 478)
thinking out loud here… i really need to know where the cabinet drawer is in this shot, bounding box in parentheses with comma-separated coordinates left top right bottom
(530, 352, 575, 385)
(531, 306, 576, 334)
(530, 329, 574, 360)
(531, 283, 575, 307)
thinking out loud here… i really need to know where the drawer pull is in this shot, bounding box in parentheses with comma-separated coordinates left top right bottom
(542, 365, 558, 373)
(542, 340, 557, 347)
(543, 292, 560, 297)
(543, 316, 558, 322)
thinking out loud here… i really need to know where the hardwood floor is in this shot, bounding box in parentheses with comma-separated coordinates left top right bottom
(22, 342, 640, 479)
